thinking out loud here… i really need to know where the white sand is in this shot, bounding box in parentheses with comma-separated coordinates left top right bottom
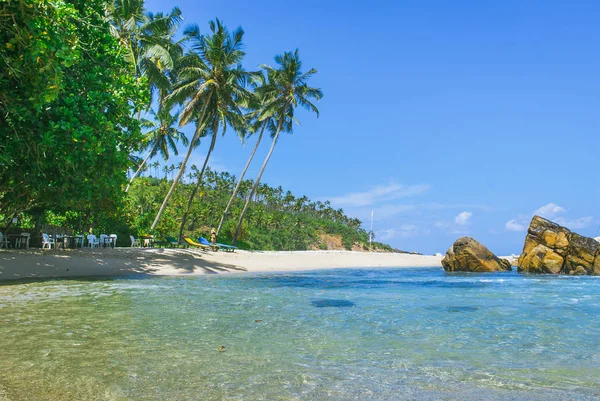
(0, 248, 443, 281)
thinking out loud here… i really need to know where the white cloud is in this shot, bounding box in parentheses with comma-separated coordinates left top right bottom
(372, 204, 417, 220)
(434, 221, 450, 229)
(506, 203, 594, 233)
(554, 216, 594, 230)
(376, 225, 422, 241)
(433, 218, 470, 235)
(423, 203, 493, 212)
(505, 219, 526, 232)
(328, 183, 430, 207)
(455, 211, 472, 226)
(534, 203, 566, 219)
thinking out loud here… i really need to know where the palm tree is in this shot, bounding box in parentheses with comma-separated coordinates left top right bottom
(107, 1, 184, 103)
(125, 108, 188, 192)
(106, 0, 145, 74)
(150, 19, 251, 231)
(232, 50, 322, 244)
(215, 77, 275, 236)
(138, 8, 186, 110)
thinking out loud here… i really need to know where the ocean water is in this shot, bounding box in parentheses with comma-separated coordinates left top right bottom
(1, 267, 600, 400)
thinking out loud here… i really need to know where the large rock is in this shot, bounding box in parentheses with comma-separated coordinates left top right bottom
(518, 216, 600, 275)
(442, 237, 512, 272)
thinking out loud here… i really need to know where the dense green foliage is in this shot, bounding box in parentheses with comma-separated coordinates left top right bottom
(0, 0, 392, 252)
(0, 0, 146, 219)
(11, 167, 384, 250)
(125, 169, 375, 251)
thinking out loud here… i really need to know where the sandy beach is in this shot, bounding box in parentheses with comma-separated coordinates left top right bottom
(0, 248, 444, 281)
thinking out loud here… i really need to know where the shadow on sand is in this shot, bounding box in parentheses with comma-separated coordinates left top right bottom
(0, 248, 246, 285)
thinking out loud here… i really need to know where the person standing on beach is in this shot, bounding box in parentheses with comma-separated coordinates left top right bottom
(210, 229, 216, 246)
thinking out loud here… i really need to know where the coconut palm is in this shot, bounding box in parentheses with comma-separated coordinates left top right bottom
(125, 108, 188, 192)
(106, 1, 184, 98)
(138, 8, 186, 109)
(106, 0, 145, 73)
(176, 109, 245, 240)
(215, 77, 276, 236)
(232, 50, 322, 244)
(150, 19, 252, 231)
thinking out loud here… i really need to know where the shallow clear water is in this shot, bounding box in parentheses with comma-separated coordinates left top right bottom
(1, 268, 600, 400)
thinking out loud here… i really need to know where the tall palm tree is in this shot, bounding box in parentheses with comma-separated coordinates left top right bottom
(232, 50, 322, 244)
(108, 2, 188, 185)
(150, 19, 251, 231)
(125, 108, 188, 192)
(215, 77, 275, 236)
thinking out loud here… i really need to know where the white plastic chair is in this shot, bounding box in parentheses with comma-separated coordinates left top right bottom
(109, 234, 118, 248)
(0, 232, 11, 249)
(41, 233, 55, 249)
(130, 235, 140, 247)
(99, 234, 108, 248)
(87, 234, 99, 248)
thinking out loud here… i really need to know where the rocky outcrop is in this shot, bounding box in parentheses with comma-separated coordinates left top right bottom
(517, 216, 600, 275)
(442, 237, 512, 272)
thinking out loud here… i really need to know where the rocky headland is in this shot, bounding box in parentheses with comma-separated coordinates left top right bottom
(442, 236, 511, 272)
(517, 216, 600, 275)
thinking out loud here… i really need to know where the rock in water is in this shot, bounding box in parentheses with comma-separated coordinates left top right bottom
(517, 216, 600, 275)
(442, 237, 512, 272)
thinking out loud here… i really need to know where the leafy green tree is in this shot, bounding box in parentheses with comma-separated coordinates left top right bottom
(232, 50, 323, 244)
(125, 108, 188, 192)
(150, 19, 251, 232)
(0, 0, 146, 220)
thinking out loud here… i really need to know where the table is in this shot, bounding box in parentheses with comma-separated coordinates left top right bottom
(99, 236, 116, 248)
(48, 235, 85, 249)
(6, 234, 30, 249)
(141, 236, 154, 248)
(72, 235, 85, 248)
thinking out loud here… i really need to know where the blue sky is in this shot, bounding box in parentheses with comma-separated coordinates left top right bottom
(143, 0, 600, 255)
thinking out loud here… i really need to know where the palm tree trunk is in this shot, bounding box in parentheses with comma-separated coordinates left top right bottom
(178, 129, 217, 240)
(150, 91, 213, 231)
(233, 109, 287, 245)
(216, 122, 266, 236)
(125, 141, 158, 192)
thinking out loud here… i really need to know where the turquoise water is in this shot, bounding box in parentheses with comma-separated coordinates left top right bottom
(1, 267, 600, 400)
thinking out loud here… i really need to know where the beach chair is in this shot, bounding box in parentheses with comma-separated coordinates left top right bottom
(130, 235, 141, 247)
(197, 237, 220, 251)
(183, 237, 211, 251)
(199, 236, 237, 252)
(42, 233, 55, 249)
(0, 232, 11, 249)
(109, 234, 118, 248)
(99, 234, 109, 248)
(166, 236, 181, 248)
(87, 234, 100, 248)
(216, 242, 237, 253)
